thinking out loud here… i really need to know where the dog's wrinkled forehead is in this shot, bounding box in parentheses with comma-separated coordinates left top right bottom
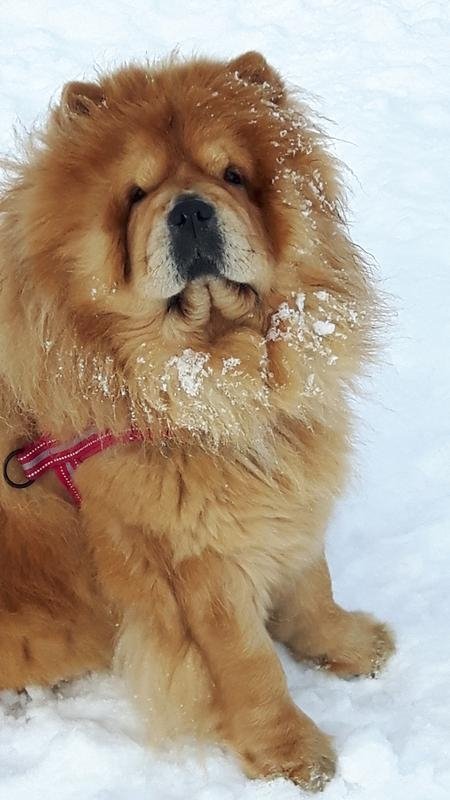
(131, 96, 258, 179)
(59, 52, 287, 175)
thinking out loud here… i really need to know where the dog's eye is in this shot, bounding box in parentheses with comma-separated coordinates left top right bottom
(129, 186, 147, 205)
(223, 167, 244, 186)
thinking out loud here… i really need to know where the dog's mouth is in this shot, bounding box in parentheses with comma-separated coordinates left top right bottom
(166, 279, 259, 314)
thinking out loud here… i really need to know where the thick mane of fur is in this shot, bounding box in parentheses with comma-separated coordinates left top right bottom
(0, 55, 380, 449)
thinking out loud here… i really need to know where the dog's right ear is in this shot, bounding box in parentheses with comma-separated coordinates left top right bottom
(61, 81, 106, 115)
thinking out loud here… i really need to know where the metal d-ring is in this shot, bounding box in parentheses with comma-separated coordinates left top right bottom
(3, 448, 35, 489)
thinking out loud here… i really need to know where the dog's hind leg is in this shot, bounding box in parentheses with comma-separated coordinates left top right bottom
(0, 605, 114, 690)
(268, 555, 395, 678)
(0, 492, 115, 690)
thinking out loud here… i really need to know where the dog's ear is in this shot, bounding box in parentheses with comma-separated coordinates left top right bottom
(61, 81, 106, 115)
(228, 51, 285, 103)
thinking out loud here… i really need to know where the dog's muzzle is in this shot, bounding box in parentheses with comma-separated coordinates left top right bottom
(168, 194, 223, 280)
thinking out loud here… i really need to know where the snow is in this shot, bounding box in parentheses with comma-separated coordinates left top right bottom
(1, 0, 450, 798)
(312, 320, 335, 337)
(221, 357, 241, 375)
(266, 301, 304, 342)
(165, 349, 212, 397)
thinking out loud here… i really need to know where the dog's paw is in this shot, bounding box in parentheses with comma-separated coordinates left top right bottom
(239, 710, 336, 791)
(311, 612, 395, 679)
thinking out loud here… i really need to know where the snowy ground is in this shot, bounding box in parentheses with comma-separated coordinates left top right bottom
(1, 1, 449, 798)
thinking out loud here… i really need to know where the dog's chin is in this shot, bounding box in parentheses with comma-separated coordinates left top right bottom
(166, 277, 259, 316)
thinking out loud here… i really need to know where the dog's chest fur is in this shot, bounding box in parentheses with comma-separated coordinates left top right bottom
(77, 426, 345, 609)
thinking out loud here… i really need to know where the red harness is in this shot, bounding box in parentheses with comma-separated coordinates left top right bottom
(4, 429, 145, 506)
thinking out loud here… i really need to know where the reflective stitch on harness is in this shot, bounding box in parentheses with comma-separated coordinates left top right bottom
(15, 429, 145, 506)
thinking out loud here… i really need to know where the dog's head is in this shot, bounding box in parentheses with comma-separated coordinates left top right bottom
(42, 54, 288, 313)
(0, 53, 378, 444)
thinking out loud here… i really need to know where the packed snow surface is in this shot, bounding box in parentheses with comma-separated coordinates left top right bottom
(1, 1, 450, 798)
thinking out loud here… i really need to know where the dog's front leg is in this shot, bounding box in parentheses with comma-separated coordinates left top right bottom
(177, 550, 336, 789)
(97, 526, 336, 789)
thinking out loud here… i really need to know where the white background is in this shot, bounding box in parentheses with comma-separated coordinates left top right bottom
(0, 1, 449, 798)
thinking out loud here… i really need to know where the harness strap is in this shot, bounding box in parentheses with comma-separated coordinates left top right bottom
(5, 429, 145, 506)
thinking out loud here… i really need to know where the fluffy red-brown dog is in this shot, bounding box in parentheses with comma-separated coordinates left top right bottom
(0, 52, 394, 790)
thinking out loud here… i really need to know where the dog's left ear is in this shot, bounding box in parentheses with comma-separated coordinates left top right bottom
(61, 80, 106, 115)
(228, 51, 285, 104)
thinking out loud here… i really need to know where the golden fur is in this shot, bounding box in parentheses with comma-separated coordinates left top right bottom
(0, 52, 394, 790)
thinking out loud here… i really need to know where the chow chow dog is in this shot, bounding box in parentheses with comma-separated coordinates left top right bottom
(0, 52, 394, 790)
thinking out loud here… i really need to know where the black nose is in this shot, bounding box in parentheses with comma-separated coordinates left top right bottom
(168, 195, 215, 230)
(168, 194, 223, 280)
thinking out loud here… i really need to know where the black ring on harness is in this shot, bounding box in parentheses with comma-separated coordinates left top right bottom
(3, 448, 35, 489)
